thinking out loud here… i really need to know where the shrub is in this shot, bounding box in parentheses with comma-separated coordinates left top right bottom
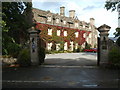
(108, 46, 120, 69)
(73, 46, 82, 52)
(17, 48, 31, 67)
(6, 43, 21, 58)
(38, 46, 46, 64)
(85, 42, 91, 49)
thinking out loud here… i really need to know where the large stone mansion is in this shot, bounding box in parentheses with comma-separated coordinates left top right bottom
(32, 6, 98, 51)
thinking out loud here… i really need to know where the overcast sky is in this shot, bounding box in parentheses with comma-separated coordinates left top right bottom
(32, 0, 118, 37)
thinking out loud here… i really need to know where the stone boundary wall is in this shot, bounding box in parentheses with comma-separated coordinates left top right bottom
(0, 57, 17, 66)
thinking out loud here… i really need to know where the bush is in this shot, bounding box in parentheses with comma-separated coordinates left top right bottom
(6, 43, 21, 58)
(38, 47, 46, 64)
(108, 46, 120, 69)
(85, 42, 91, 49)
(17, 48, 31, 67)
(45, 50, 53, 54)
(73, 46, 82, 52)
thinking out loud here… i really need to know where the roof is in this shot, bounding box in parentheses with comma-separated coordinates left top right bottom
(32, 8, 96, 28)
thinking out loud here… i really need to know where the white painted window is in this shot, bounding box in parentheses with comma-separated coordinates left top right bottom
(83, 33, 86, 38)
(89, 33, 91, 38)
(64, 31, 67, 36)
(89, 26, 91, 29)
(86, 37, 89, 43)
(88, 38, 90, 44)
(70, 41, 74, 51)
(63, 21, 66, 24)
(47, 16, 51, 22)
(48, 28, 52, 35)
(57, 30, 61, 36)
(64, 42, 68, 50)
(82, 42, 85, 48)
(95, 35, 97, 38)
(89, 39, 91, 44)
(56, 43, 60, 51)
(75, 23, 79, 28)
(47, 42, 52, 50)
(83, 25, 85, 28)
(75, 43, 78, 49)
(75, 32, 79, 38)
(56, 18, 59, 23)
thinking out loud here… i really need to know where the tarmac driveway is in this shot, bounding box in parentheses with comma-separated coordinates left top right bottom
(44, 52, 97, 66)
(2, 53, 120, 88)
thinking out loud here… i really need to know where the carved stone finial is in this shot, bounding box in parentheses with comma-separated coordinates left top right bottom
(97, 24, 111, 32)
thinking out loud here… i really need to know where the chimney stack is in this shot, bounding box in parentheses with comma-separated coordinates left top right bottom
(90, 18, 95, 25)
(60, 6, 65, 16)
(69, 10, 75, 18)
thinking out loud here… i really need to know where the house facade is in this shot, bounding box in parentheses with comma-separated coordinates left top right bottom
(32, 6, 98, 51)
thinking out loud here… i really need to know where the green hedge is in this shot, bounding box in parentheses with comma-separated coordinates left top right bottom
(3, 43, 21, 58)
(17, 48, 31, 67)
(38, 46, 46, 64)
(108, 46, 120, 69)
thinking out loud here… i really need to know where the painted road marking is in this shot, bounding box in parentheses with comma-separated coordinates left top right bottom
(40, 65, 98, 68)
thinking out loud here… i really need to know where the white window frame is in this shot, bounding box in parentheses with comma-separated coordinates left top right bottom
(56, 18, 59, 23)
(56, 43, 60, 51)
(75, 23, 79, 28)
(83, 25, 85, 28)
(47, 42, 52, 50)
(57, 30, 61, 36)
(75, 43, 78, 49)
(63, 21, 66, 24)
(75, 32, 79, 38)
(89, 26, 91, 29)
(70, 41, 74, 51)
(89, 33, 91, 38)
(83, 33, 86, 38)
(64, 42, 68, 50)
(47, 16, 51, 22)
(48, 28, 52, 36)
(95, 35, 97, 38)
(64, 31, 67, 36)
(86, 37, 89, 43)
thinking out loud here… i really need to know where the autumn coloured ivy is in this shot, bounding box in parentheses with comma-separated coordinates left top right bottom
(35, 23, 91, 48)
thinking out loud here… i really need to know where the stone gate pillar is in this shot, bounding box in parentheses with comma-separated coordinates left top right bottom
(97, 24, 111, 66)
(29, 26, 40, 65)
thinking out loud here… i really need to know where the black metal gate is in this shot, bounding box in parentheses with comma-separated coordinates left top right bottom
(97, 37, 100, 66)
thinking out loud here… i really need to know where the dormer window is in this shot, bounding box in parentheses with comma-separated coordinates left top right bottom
(63, 21, 66, 24)
(89, 26, 91, 29)
(47, 16, 51, 22)
(83, 25, 85, 28)
(56, 18, 59, 23)
(75, 23, 79, 28)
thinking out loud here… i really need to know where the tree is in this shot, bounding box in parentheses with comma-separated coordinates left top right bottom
(2, 2, 32, 56)
(105, 0, 120, 46)
(105, 0, 118, 11)
(2, 2, 32, 44)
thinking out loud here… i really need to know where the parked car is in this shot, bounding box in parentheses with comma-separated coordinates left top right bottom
(83, 48, 97, 52)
